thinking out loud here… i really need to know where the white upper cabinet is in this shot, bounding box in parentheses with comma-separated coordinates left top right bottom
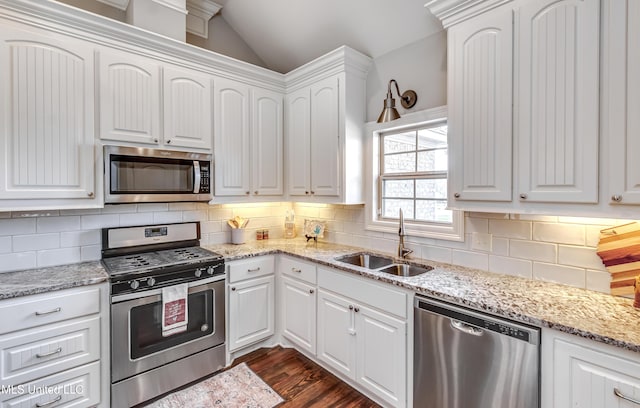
(214, 77, 283, 197)
(0, 23, 97, 206)
(605, 0, 640, 206)
(162, 65, 212, 150)
(448, 6, 513, 202)
(99, 51, 212, 151)
(516, 0, 599, 203)
(98, 50, 161, 145)
(429, 0, 610, 215)
(284, 47, 371, 204)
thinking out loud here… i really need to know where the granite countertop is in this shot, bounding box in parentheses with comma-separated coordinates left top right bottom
(205, 239, 640, 353)
(0, 261, 108, 300)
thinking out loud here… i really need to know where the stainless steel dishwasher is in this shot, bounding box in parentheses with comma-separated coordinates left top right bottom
(414, 296, 540, 408)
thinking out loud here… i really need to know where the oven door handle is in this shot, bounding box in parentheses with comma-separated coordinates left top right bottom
(193, 161, 201, 194)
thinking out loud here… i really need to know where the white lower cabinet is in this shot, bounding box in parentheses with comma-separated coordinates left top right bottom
(0, 284, 108, 407)
(281, 276, 316, 355)
(228, 256, 275, 352)
(317, 268, 407, 408)
(542, 328, 640, 408)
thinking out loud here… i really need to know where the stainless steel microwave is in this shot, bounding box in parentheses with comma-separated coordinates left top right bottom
(104, 146, 212, 204)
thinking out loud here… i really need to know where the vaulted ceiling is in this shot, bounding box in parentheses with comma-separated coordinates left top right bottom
(213, 0, 443, 73)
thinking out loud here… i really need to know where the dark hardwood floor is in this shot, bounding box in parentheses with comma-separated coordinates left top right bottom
(232, 346, 381, 407)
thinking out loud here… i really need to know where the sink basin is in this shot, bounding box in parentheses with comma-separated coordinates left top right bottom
(378, 263, 433, 277)
(335, 253, 394, 269)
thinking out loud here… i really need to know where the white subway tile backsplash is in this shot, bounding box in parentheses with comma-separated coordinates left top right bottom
(489, 255, 532, 279)
(182, 210, 208, 222)
(586, 269, 611, 294)
(0, 237, 11, 254)
(37, 247, 80, 268)
(60, 230, 101, 248)
(533, 223, 585, 245)
(533, 262, 586, 287)
(558, 245, 607, 271)
(471, 232, 492, 252)
(12, 210, 60, 218)
(452, 250, 488, 271)
(137, 203, 169, 212)
(58, 208, 101, 216)
(489, 219, 532, 239)
(153, 212, 183, 224)
(81, 214, 120, 230)
(510, 214, 558, 222)
(491, 237, 509, 256)
(169, 203, 197, 211)
(101, 204, 138, 214)
(120, 212, 154, 226)
(0, 218, 36, 236)
(13, 233, 59, 252)
(37, 216, 80, 233)
(81, 245, 102, 261)
(465, 217, 488, 234)
(585, 225, 606, 247)
(0, 252, 36, 272)
(421, 245, 452, 264)
(510, 240, 557, 263)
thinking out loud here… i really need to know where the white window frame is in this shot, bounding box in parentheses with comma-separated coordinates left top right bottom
(365, 106, 464, 241)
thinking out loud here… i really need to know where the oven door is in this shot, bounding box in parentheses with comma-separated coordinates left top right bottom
(111, 278, 224, 383)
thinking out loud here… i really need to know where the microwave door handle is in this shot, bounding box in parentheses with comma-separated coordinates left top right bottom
(193, 161, 201, 194)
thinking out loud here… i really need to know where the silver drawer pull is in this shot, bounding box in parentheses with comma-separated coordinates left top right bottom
(291, 268, 302, 273)
(36, 347, 62, 358)
(247, 267, 261, 272)
(35, 395, 62, 407)
(614, 388, 640, 405)
(35, 307, 61, 316)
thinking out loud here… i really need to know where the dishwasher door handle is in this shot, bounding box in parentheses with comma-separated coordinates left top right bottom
(451, 319, 484, 336)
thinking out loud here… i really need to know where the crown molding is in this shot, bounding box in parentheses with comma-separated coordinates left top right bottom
(0, 0, 285, 91)
(186, 0, 222, 38)
(152, 0, 188, 15)
(285, 45, 372, 92)
(425, 0, 513, 28)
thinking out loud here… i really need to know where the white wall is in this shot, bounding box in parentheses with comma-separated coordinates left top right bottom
(366, 31, 447, 122)
(186, 15, 268, 69)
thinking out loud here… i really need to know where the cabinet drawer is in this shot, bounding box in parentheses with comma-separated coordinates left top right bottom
(228, 256, 275, 283)
(0, 287, 100, 335)
(318, 267, 407, 319)
(0, 316, 100, 386)
(280, 256, 317, 284)
(0, 361, 100, 408)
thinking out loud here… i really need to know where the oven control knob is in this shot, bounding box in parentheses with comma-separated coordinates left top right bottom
(195, 268, 202, 278)
(207, 266, 215, 275)
(147, 277, 156, 287)
(130, 280, 140, 290)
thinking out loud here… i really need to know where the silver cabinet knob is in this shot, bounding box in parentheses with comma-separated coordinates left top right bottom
(612, 195, 623, 202)
(453, 193, 460, 198)
(309, 289, 314, 294)
(87, 192, 94, 198)
(166, 139, 171, 144)
(520, 193, 528, 200)
(254, 191, 259, 195)
(348, 305, 354, 310)
(310, 191, 315, 194)
(245, 191, 250, 195)
(154, 138, 159, 143)
(231, 287, 236, 291)
(354, 307, 360, 313)
(305, 191, 309, 195)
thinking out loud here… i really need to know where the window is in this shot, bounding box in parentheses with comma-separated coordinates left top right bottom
(379, 122, 451, 224)
(365, 107, 463, 241)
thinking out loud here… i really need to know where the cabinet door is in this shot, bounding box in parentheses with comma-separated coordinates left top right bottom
(163, 66, 212, 150)
(286, 87, 311, 196)
(0, 26, 95, 200)
(214, 77, 250, 196)
(281, 276, 316, 355)
(355, 304, 407, 408)
(448, 7, 513, 203)
(516, 0, 599, 203)
(310, 76, 340, 196)
(252, 88, 283, 195)
(607, 0, 640, 205)
(228, 275, 274, 352)
(550, 337, 640, 407)
(98, 50, 161, 145)
(317, 289, 356, 379)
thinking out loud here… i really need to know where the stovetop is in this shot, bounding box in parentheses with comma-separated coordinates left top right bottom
(103, 246, 223, 277)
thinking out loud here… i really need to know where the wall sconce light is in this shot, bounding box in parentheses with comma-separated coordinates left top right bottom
(376, 79, 418, 123)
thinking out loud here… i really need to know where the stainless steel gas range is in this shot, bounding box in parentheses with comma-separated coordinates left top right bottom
(101, 222, 225, 408)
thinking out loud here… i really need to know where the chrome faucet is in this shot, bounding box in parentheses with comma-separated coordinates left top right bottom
(397, 209, 413, 259)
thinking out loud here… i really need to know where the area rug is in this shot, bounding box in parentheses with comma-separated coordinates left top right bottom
(146, 363, 284, 408)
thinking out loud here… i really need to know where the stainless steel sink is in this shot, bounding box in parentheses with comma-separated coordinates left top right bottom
(335, 253, 394, 269)
(378, 263, 433, 277)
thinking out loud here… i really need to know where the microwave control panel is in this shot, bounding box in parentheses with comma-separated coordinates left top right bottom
(200, 162, 210, 193)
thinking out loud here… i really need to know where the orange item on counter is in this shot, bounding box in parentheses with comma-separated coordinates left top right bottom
(634, 275, 640, 309)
